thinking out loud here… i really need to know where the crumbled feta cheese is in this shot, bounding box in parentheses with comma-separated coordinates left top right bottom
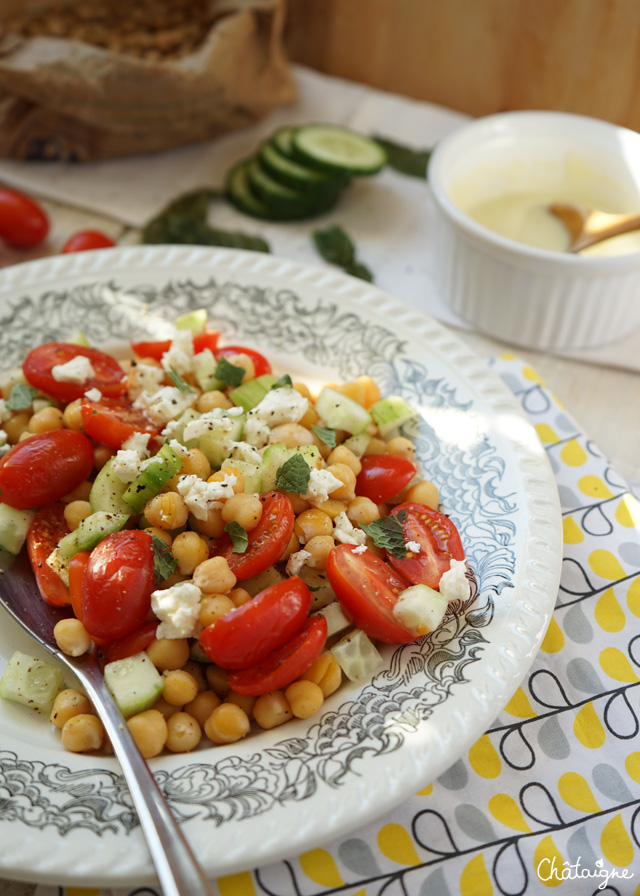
(111, 449, 143, 483)
(306, 467, 343, 504)
(134, 385, 196, 425)
(229, 440, 262, 465)
(183, 408, 235, 442)
(51, 355, 95, 384)
(121, 431, 151, 456)
(333, 511, 366, 546)
(161, 329, 194, 375)
(352, 544, 368, 554)
(168, 438, 190, 458)
(252, 386, 309, 427)
(176, 472, 237, 520)
(128, 362, 165, 400)
(243, 413, 271, 448)
(286, 549, 312, 577)
(84, 387, 102, 402)
(392, 584, 448, 636)
(439, 559, 470, 602)
(151, 581, 202, 639)
(406, 540, 421, 554)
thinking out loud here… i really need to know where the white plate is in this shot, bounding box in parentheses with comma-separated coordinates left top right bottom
(0, 245, 562, 887)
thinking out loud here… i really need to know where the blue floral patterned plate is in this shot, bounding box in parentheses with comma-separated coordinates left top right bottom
(0, 246, 562, 887)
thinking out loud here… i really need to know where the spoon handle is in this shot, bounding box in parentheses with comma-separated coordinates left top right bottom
(77, 658, 217, 896)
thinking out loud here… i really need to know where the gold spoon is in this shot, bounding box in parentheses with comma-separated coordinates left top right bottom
(548, 203, 640, 253)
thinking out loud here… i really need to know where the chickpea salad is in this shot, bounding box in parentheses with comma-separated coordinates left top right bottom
(0, 309, 470, 758)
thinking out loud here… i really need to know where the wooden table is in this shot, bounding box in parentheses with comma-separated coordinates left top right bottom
(0, 191, 638, 896)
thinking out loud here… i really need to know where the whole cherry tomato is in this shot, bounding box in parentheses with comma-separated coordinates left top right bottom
(355, 454, 417, 505)
(199, 576, 312, 670)
(26, 504, 71, 607)
(80, 395, 158, 448)
(0, 188, 49, 248)
(0, 430, 94, 509)
(81, 530, 155, 640)
(23, 342, 127, 404)
(227, 615, 327, 696)
(386, 503, 465, 589)
(212, 491, 295, 581)
(62, 230, 116, 253)
(326, 544, 416, 644)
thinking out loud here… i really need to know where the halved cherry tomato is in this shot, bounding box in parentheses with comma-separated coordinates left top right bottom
(80, 396, 158, 448)
(212, 491, 295, 581)
(23, 342, 127, 403)
(103, 620, 158, 664)
(0, 429, 94, 509)
(216, 345, 271, 377)
(227, 615, 327, 696)
(81, 530, 155, 640)
(326, 544, 415, 644)
(386, 503, 465, 589)
(355, 454, 417, 505)
(26, 504, 70, 607)
(199, 576, 312, 670)
(0, 188, 49, 248)
(68, 550, 91, 620)
(62, 230, 116, 253)
(131, 330, 220, 361)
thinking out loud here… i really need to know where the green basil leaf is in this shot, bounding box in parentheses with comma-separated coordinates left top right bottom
(6, 382, 40, 410)
(215, 356, 246, 388)
(152, 535, 177, 584)
(359, 511, 407, 559)
(225, 520, 249, 554)
(374, 135, 432, 179)
(167, 365, 195, 393)
(312, 424, 337, 449)
(275, 453, 311, 495)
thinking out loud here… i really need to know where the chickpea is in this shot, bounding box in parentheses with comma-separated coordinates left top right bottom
(405, 480, 440, 509)
(185, 690, 222, 726)
(3, 412, 30, 443)
(198, 593, 235, 627)
(162, 669, 199, 706)
(225, 353, 255, 383)
(310, 498, 348, 519)
(326, 463, 357, 502)
(299, 653, 342, 697)
(268, 423, 315, 448)
(144, 492, 189, 530)
(208, 466, 245, 495)
(304, 534, 335, 570)
(144, 526, 173, 546)
(194, 507, 226, 538)
(63, 500, 92, 532)
(294, 508, 333, 543)
(50, 689, 92, 728)
(327, 444, 362, 475)
(253, 691, 292, 729)
(166, 712, 202, 753)
(62, 480, 93, 503)
(204, 702, 250, 744)
(181, 660, 208, 691)
(229, 587, 252, 607)
(171, 530, 209, 574)
(196, 390, 233, 413)
(346, 496, 380, 526)
(54, 618, 92, 657)
(385, 436, 417, 461)
(363, 436, 387, 456)
(225, 691, 256, 718)
(62, 399, 85, 432)
(285, 680, 324, 719)
(292, 382, 313, 400)
(205, 664, 231, 699)
(152, 696, 183, 720)
(28, 405, 64, 434)
(146, 638, 190, 672)
(281, 531, 300, 562)
(61, 714, 104, 752)
(127, 709, 168, 758)
(193, 556, 237, 594)
(221, 493, 263, 530)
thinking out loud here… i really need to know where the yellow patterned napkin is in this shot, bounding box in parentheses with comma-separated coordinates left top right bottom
(34, 355, 640, 896)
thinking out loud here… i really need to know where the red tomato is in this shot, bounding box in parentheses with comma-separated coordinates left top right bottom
(26, 504, 70, 607)
(199, 576, 312, 670)
(212, 491, 295, 581)
(103, 620, 158, 664)
(131, 330, 220, 361)
(227, 615, 327, 696)
(216, 345, 271, 377)
(80, 396, 158, 448)
(68, 550, 91, 620)
(23, 342, 127, 403)
(0, 429, 94, 509)
(0, 188, 49, 248)
(326, 544, 415, 644)
(81, 530, 155, 640)
(355, 454, 417, 505)
(386, 503, 465, 589)
(62, 230, 116, 253)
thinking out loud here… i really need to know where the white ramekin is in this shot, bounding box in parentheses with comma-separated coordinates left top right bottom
(428, 111, 640, 350)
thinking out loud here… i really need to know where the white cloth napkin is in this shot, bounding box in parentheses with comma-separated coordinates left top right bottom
(0, 64, 638, 371)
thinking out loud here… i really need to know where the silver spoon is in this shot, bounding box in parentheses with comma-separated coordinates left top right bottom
(548, 202, 640, 253)
(0, 550, 217, 896)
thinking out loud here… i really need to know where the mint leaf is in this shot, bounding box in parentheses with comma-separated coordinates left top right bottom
(275, 453, 311, 495)
(167, 365, 195, 393)
(152, 536, 177, 584)
(312, 424, 337, 449)
(225, 520, 249, 553)
(215, 356, 246, 388)
(359, 511, 407, 558)
(312, 224, 374, 282)
(6, 382, 39, 410)
(374, 135, 431, 179)
(272, 374, 293, 389)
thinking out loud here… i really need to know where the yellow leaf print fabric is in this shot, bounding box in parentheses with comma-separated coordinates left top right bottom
(33, 357, 640, 896)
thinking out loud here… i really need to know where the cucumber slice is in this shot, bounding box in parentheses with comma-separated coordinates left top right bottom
(0, 503, 37, 555)
(103, 651, 163, 719)
(342, 432, 372, 458)
(271, 126, 297, 159)
(56, 510, 129, 562)
(229, 373, 277, 411)
(0, 650, 65, 713)
(246, 158, 326, 218)
(292, 124, 387, 175)
(197, 412, 245, 469)
(259, 140, 345, 196)
(90, 457, 132, 514)
(226, 159, 280, 220)
(163, 408, 201, 449)
(315, 386, 372, 435)
(369, 395, 419, 439)
(260, 443, 322, 492)
(122, 442, 184, 512)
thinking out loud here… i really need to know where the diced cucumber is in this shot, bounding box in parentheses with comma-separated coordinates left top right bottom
(229, 373, 277, 411)
(299, 567, 336, 611)
(197, 413, 245, 469)
(122, 442, 184, 512)
(46, 546, 70, 586)
(0, 503, 37, 555)
(370, 395, 419, 439)
(221, 458, 262, 494)
(242, 565, 286, 597)
(315, 386, 372, 435)
(315, 602, 352, 638)
(192, 349, 225, 393)
(176, 308, 207, 335)
(89, 457, 132, 515)
(260, 443, 322, 492)
(70, 331, 91, 347)
(342, 431, 372, 458)
(56, 511, 129, 562)
(0, 545, 15, 571)
(164, 408, 201, 449)
(331, 629, 383, 682)
(292, 124, 388, 176)
(103, 651, 163, 719)
(0, 650, 65, 714)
